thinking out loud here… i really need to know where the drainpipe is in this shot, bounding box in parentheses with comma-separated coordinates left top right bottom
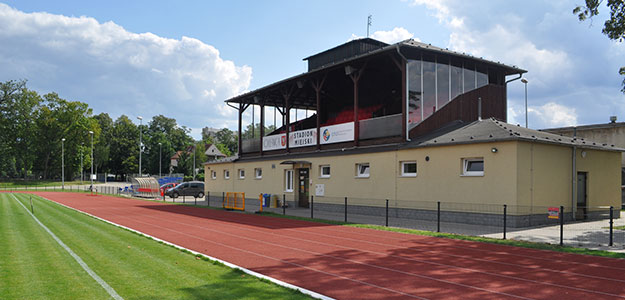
(396, 44, 410, 141)
(504, 73, 523, 122)
(572, 127, 577, 221)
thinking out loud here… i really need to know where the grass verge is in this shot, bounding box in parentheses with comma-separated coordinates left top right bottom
(0, 180, 84, 188)
(1, 193, 312, 300)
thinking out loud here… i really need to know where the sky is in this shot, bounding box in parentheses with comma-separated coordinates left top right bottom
(1, 0, 624, 139)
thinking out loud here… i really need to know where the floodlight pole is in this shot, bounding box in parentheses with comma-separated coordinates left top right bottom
(193, 143, 196, 181)
(521, 78, 528, 128)
(80, 143, 83, 184)
(137, 116, 143, 177)
(61, 138, 65, 190)
(159, 142, 162, 178)
(89, 131, 94, 188)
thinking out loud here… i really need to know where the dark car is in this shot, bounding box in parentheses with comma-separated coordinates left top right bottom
(164, 181, 205, 198)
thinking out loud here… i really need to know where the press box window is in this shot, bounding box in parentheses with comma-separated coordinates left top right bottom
(285, 170, 294, 192)
(401, 161, 417, 177)
(356, 163, 370, 178)
(224, 170, 230, 179)
(462, 158, 484, 176)
(255, 168, 262, 179)
(319, 165, 331, 178)
(238, 169, 245, 179)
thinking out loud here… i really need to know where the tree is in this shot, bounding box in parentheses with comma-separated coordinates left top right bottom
(93, 113, 113, 175)
(575, 0, 625, 92)
(109, 115, 139, 179)
(215, 128, 237, 155)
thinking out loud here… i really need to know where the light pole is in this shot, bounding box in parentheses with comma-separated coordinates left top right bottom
(89, 131, 94, 188)
(137, 116, 143, 177)
(521, 78, 528, 128)
(80, 142, 83, 184)
(193, 143, 196, 181)
(61, 138, 65, 190)
(158, 142, 162, 178)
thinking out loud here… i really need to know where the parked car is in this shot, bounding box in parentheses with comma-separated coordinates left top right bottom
(164, 181, 204, 198)
(160, 182, 178, 195)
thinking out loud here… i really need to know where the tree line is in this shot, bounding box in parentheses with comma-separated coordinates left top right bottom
(0, 79, 238, 181)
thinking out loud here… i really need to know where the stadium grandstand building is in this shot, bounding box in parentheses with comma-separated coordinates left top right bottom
(204, 38, 622, 226)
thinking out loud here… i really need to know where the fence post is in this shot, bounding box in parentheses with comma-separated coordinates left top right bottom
(344, 197, 347, 223)
(311, 196, 314, 219)
(163, 193, 165, 201)
(282, 194, 286, 215)
(437, 201, 441, 233)
(183, 194, 185, 204)
(385, 199, 389, 227)
(194, 196, 197, 206)
(610, 206, 614, 247)
(503, 204, 507, 240)
(207, 191, 210, 207)
(222, 192, 225, 208)
(560, 205, 564, 246)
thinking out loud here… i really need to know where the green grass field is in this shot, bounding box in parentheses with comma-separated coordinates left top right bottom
(0, 193, 312, 299)
(0, 180, 85, 188)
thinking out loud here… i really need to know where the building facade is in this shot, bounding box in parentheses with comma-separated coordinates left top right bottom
(205, 38, 622, 226)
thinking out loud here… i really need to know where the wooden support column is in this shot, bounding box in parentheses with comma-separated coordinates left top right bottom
(281, 86, 295, 153)
(311, 75, 326, 150)
(259, 103, 265, 156)
(237, 103, 243, 155)
(349, 68, 365, 147)
(391, 55, 407, 141)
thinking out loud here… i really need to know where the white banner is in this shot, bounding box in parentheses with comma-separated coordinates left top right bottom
(320, 122, 354, 144)
(289, 128, 317, 148)
(262, 133, 286, 151)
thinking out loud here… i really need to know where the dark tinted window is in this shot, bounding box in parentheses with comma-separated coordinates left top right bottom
(467, 160, 484, 172)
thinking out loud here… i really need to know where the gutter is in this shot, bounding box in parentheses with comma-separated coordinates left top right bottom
(504, 73, 523, 121)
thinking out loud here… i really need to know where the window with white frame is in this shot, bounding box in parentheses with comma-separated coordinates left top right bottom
(285, 170, 294, 192)
(224, 170, 230, 179)
(462, 158, 484, 176)
(211, 170, 217, 180)
(401, 161, 417, 177)
(255, 168, 262, 179)
(356, 163, 370, 178)
(319, 165, 331, 178)
(238, 169, 245, 179)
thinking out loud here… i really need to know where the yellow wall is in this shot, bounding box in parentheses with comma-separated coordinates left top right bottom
(516, 142, 621, 214)
(204, 141, 620, 211)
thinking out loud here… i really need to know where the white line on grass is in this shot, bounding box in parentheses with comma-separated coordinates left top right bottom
(33, 194, 335, 300)
(11, 194, 124, 300)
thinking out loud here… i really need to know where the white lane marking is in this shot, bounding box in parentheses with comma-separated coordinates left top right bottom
(11, 194, 123, 300)
(33, 194, 335, 300)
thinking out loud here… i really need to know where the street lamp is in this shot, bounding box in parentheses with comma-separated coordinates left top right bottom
(89, 131, 94, 188)
(521, 78, 528, 128)
(137, 116, 143, 177)
(158, 142, 162, 178)
(61, 138, 65, 190)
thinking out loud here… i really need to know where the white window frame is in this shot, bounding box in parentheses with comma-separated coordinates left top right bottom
(255, 168, 262, 179)
(285, 170, 294, 192)
(238, 169, 245, 179)
(319, 165, 331, 178)
(462, 158, 484, 176)
(355, 163, 370, 178)
(224, 170, 230, 179)
(401, 161, 417, 177)
(211, 170, 217, 180)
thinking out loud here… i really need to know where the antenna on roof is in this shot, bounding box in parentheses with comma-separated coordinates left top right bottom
(367, 15, 372, 37)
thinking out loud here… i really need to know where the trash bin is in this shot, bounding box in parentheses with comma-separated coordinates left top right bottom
(263, 194, 271, 207)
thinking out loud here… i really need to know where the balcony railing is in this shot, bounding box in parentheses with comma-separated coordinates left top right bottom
(359, 113, 402, 140)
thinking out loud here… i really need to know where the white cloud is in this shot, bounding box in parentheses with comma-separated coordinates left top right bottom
(530, 102, 577, 128)
(0, 3, 251, 137)
(350, 27, 418, 44)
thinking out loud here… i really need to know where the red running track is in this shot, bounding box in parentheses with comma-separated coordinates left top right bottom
(33, 192, 625, 300)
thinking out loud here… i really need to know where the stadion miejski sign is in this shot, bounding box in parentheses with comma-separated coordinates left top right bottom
(262, 122, 354, 151)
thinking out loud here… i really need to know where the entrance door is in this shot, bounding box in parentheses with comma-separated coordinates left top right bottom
(576, 172, 587, 220)
(298, 168, 309, 208)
